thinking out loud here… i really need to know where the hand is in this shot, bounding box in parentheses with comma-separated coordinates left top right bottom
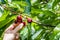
(3, 23, 24, 40)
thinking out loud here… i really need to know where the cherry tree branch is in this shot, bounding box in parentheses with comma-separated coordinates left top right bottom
(2, 5, 56, 27)
(21, 14, 56, 27)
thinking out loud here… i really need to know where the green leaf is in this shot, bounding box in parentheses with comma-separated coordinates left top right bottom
(0, 20, 13, 37)
(0, 10, 9, 22)
(52, 0, 60, 9)
(49, 24, 60, 40)
(20, 27, 28, 40)
(32, 29, 43, 40)
(12, 1, 27, 7)
(24, 0, 31, 14)
(0, 15, 16, 29)
(46, 0, 60, 9)
(0, 6, 4, 17)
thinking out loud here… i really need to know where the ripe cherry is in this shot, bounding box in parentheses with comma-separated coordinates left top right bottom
(17, 15, 22, 23)
(14, 19, 22, 24)
(17, 15, 22, 20)
(27, 18, 32, 23)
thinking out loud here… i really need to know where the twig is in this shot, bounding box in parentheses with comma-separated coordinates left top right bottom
(21, 14, 56, 27)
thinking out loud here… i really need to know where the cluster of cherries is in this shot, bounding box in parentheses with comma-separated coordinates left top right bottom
(14, 15, 32, 26)
(8, 15, 32, 30)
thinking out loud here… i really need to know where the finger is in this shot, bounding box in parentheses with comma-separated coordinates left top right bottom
(5, 23, 20, 33)
(5, 23, 14, 32)
(13, 23, 24, 33)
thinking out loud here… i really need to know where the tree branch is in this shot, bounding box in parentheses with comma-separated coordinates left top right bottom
(21, 14, 56, 27)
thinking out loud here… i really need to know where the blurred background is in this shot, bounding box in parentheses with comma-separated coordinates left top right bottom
(0, 0, 60, 40)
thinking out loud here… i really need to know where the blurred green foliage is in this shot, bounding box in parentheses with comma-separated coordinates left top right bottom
(0, 0, 60, 40)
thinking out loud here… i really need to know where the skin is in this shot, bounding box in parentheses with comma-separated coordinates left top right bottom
(3, 23, 24, 40)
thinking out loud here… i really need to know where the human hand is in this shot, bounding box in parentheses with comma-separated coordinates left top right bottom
(3, 22, 24, 40)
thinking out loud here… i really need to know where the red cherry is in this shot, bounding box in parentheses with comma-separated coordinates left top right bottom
(17, 15, 22, 23)
(15, 19, 22, 23)
(17, 15, 22, 20)
(17, 19, 22, 23)
(22, 22, 26, 26)
(27, 18, 32, 23)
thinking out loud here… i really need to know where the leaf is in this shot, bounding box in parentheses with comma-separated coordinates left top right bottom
(20, 27, 28, 40)
(46, 0, 54, 9)
(53, 32, 60, 40)
(0, 10, 9, 22)
(46, 0, 60, 9)
(52, 0, 60, 9)
(24, 0, 31, 14)
(32, 29, 44, 40)
(0, 21, 13, 37)
(0, 6, 3, 17)
(0, 15, 16, 29)
(49, 24, 60, 40)
(12, 1, 27, 7)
